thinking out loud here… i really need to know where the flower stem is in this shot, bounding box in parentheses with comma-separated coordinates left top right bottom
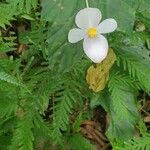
(85, 0, 89, 8)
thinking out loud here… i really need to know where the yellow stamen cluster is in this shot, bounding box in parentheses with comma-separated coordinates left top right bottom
(87, 27, 97, 38)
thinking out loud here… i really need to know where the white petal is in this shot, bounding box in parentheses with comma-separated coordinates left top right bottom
(68, 28, 85, 43)
(98, 18, 117, 34)
(75, 8, 102, 29)
(83, 35, 108, 63)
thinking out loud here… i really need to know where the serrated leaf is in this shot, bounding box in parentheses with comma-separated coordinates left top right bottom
(69, 134, 96, 150)
(9, 116, 34, 150)
(0, 72, 21, 86)
(107, 69, 140, 141)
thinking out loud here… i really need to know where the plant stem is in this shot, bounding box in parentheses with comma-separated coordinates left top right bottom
(85, 0, 89, 8)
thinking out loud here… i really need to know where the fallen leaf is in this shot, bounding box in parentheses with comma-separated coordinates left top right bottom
(86, 48, 116, 92)
(144, 116, 150, 123)
(80, 120, 108, 148)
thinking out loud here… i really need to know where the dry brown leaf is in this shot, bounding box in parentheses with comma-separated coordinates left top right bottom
(17, 44, 27, 54)
(80, 120, 108, 148)
(86, 48, 116, 92)
(144, 116, 150, 123)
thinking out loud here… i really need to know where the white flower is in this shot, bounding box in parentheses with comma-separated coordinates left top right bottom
(68, 8, 117, 63)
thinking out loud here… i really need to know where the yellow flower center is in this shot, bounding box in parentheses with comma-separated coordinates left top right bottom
(87, 27, 97, 38)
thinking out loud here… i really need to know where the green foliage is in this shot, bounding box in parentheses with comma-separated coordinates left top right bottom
(98, 0, 138, 31)
(116, 46, 150, 93)
(69, 134, 96, 150)
(0, 35, 16, 52)
(50, 71, 86, 143)
(107, 69, 140, 141)
(120, 133, 150, 150)
(8, 0, 38, 14)
(0, 0, 150, 149)
(0, 0, 37, 28)
(114, 122, 150, 150)
(0, 71, 21, 86)
(10, 116, 34, 150)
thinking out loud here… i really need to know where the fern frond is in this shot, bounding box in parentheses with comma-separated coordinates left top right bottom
(7, 0, 38, 14)
(116, 47, 150, 93)
(0, 72, 21, 86)
(33, 113, 51, 139)
(51, 77, 83, 143)
(69, 134, 96, 150)
(51, 87, 78, 143)
(0, 95, 17, 117)
(9, 115, 34, 150)
(108, 69, 139, 121)
(0, 4, 15, 28)
(107, 68, 139, 141)
(0, 73, 20, 118)
(0, 0, 38, 29)
(0, 31, 16, 52)
(115, 133, 150, 150)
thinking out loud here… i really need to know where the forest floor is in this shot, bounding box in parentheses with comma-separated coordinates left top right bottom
(80, 92, 150, 150)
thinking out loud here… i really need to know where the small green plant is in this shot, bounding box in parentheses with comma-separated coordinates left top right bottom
(0, 0, 150, 149)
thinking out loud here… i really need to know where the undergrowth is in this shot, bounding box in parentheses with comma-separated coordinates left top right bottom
(0, 0, 150, 149)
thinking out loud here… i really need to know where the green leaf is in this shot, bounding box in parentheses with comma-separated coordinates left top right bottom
(41, 0, 80, 23)
(69, 134, 96, 150)
(9, 116, 34, 150)
(107, 69, 139, 141)
(116, 46, 150, 93)
(0, 72, 21, 86)
(98, 0, 137, 31)
(72, 113, 83, 132)
(0, 95, 17, 117)
(41, 0, 139, 72)
(21, 14, 35, 21)
(51, 87, 78, 143)
(0, 4, 15, 28)
(115, 133, 150, 150)
(41, 0, 137, 31)
(7, 0, 38, 14)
